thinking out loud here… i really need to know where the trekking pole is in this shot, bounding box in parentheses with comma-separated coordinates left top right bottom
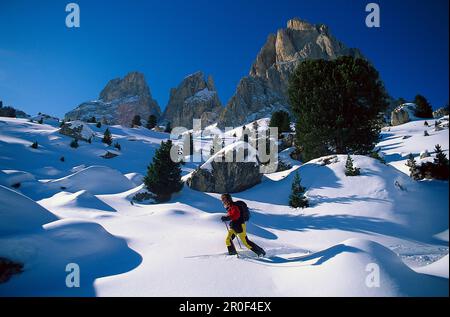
(225, 222, 242, 250)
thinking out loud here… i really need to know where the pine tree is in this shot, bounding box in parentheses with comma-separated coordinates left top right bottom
(369, 150, 386, 164)
(114, 142, 121, 151)
(165, 122, 172, 133)
(414, 95, 433, 118)
(289, 57, 388, 161)
(433, 144, 450, 180)
(434, 145, 449, 166)
(102, 128, 112, 145)
(289, 172, 309, 209)
(132, 115, 142, 127)
(424, 130, 430, 137)
(406, 153, 421, 180)
(143, 140, 183, 202)
(37, 117, 43, 124)
(87, 137, 92, 144)
(269, 110, 291, 135)
(345, 155, 361, 176)
(96, 122, 102, 128)
(87, 116, 97, 123)
(30, 141, 38, 149)
(60, 156, 65, 162)
(146, 115, 157, 129)
(70, 139, 79, 148)
(0, 105, 16, 118)
(424, 121, 429, 126)
(397, 98, 407, 106)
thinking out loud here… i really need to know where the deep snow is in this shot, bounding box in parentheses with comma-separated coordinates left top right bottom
(0, 116, 448, 296)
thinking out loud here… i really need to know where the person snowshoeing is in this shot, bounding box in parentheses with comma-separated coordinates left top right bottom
(220, 193, 266, 257)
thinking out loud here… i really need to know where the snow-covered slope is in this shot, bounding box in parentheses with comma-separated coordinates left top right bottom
(45, 166, 135, 195)
(0, 185, 58, 236)
(265, 238, 447, 296)
(0, 116, 448, 296)
(378, 117, 449, 174)
(415, 254, 449, 279)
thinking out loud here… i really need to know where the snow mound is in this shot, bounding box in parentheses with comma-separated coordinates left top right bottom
(0, 185, 58, 236)
(46, 166, 135, 195)
(40, 190, 116, 212)
(0, 170, 35, 187)
(0, 219, 142, 296)
(415, 255, 449, 279)
(284, 238, 448, 296)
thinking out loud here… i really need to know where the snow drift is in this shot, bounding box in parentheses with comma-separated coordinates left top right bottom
(273, 238, 448, 297)
(415, 255, 449, 279)
(0, 185, 58, 236)
(46, 166, 135, 195)
(0, 219, 142, 296)
(0, 170, 35, 187)
(39, 190, 116, 213)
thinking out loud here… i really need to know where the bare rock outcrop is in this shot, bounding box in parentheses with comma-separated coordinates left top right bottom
(187, 141, 262, 193)
(58, 120, 94, 141)
(391, 103, 418, 126)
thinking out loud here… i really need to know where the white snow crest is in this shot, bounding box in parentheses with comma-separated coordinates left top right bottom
(200, 141, 259, 171)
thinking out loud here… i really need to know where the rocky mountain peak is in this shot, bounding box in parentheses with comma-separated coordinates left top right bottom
(218, 18, 363, 128)
(99, 72, 151, 102)
(162, 71, 222, 129)
(65, 72, 161, 126)
(286, 18, 316, 31)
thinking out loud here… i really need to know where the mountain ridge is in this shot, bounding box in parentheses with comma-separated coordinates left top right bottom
(65, 72, 161, 126)
(64, 18, 372, 129)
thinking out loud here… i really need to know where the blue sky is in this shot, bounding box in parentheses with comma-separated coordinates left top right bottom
(0, 0, 448, 117)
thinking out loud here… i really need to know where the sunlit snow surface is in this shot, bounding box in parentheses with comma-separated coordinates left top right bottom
(0, 116, 448, 296)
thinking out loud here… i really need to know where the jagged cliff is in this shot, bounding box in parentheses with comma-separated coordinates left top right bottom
(65, 72, 161, 126)
(162, 72, 222, 129)
(218, 18, 363, 127)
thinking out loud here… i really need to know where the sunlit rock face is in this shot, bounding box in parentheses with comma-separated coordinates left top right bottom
(65, 72, 161, 126)
(218, 18, 363, 128)
(162, 72, 222, 129)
